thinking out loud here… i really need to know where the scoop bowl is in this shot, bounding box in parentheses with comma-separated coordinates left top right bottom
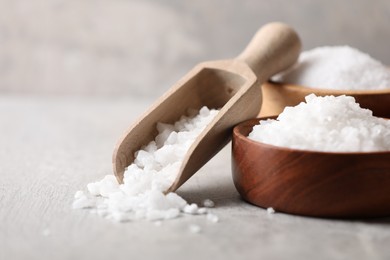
(232, 117, 390, 218)
(113, 22, 301, 193)
(259, 81, 390, 117)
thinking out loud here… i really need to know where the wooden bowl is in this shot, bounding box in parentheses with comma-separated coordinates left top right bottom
(259, 81, 390, 118)
(232, 118, 390, 218)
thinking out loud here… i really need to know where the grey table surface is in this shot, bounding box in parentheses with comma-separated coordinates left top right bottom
(1, 94, 389, 260)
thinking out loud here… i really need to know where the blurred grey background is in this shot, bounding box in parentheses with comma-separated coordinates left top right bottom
(1, 0, 389, 97)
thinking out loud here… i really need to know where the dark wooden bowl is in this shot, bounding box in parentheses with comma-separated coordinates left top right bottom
(259, 81, 390, 118)
(232, 118, 390, 218)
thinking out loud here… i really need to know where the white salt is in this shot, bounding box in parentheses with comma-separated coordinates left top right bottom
(274, 46, 390, 90)
(202, 199, 215, 208)
(183, 203, 199, 214)
(73, 106, 219, 222)
(267, 207, 275, 214)
(248, 94, 390, 152)
(72, 191, 95, 209)
(74, 190, 84, 199)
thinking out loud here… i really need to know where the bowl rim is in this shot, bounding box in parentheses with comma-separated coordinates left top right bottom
(234, 117, 390, 156)
(267, 80, 390, 95)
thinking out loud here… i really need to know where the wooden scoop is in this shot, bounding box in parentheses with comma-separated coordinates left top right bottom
(113, 22, 301, 193)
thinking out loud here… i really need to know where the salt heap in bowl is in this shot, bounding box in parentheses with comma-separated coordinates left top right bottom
(249, 94, 390, 152)
(73, 106, 218, 222)
(259, 46, 390, 118)
(273, 46, 390, 90)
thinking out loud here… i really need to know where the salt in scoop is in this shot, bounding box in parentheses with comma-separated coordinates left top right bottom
(113, 22, 301, 193)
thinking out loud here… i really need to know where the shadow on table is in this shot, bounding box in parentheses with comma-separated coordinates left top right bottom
(358, 217, 390, 225)
(176, 176, 243, 208)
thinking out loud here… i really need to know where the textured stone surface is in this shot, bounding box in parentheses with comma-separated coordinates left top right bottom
(0, 0, 390, 97)
(1, 95, 389, 260)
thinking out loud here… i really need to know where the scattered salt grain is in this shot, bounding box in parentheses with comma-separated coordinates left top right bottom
(183, 203, 199, 214)
(267, 207, 275, 214)
(73, 106, 219, 222)
(274, 46, 390, 90)
(74, 190, 84, 199)
(182, 203, 208, 215)
(202, 199, 215, 208)
(188, 224, 201, 233)
(87, 175, 119, 197)
(248, 94, 390, 152)
(206, 213, 219, 223)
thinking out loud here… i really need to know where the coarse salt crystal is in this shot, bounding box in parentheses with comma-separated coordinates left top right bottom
(202, 199, 215, 208)
(74, 190, 84, 199)
(72, 191, 95, 209)
(87, 175, 119, 197)
(267, 207, 275, 214)
(73, 106, 219, 222)
(183, 203, 199, 214)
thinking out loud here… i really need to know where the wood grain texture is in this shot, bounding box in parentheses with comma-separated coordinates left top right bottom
(113, 22, 301, 192)
(232, 118, 390, 218)
(260, 81, 390, 117)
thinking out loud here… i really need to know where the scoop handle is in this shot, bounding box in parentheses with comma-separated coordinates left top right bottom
(237, 22, 301, 80)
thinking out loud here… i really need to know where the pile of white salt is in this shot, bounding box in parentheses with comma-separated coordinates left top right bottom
(249, 94, 390, 152)
(73, 106, 219, 223)
(274, 46, 390, 90)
